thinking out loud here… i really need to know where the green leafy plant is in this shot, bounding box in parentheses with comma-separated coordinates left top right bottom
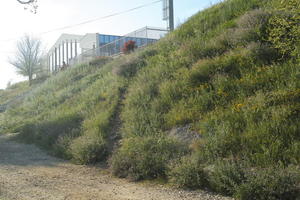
(235, 166, 300, 200)
(111, 135, 187, 181)
(168, 155, 208, 189)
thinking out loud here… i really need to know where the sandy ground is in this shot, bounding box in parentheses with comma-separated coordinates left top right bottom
(0, 134, 232, 200)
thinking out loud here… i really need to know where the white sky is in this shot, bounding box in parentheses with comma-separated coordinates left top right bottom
(0, 0, 220, 89)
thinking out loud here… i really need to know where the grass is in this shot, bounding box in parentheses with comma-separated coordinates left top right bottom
(2, 51, 154, 164)
(1, 0, 299, 199)
(0, 81, 31, 108)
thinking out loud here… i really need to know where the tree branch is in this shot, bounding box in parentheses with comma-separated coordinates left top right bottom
(16, 0, 35, 4)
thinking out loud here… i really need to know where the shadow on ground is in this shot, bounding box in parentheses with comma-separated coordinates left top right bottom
(0, 133, 62, 168)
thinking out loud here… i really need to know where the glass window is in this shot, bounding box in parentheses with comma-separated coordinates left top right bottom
(137, 38, 141, 46)
(100, 35, 104, 43)
(120, 40, 124, 48)
(104, 35, 109, 43)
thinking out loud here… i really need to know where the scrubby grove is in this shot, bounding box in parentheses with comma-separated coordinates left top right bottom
(1, 0, 300, 199)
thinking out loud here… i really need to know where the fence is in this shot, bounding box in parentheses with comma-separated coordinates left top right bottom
(69, 26, 168, 66)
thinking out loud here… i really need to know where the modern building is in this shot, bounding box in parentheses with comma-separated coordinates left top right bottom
(47, 27, 168, 72)
(47, 34, 82, 72)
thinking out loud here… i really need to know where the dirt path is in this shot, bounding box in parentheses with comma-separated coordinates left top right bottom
(0, 134, 231, 200)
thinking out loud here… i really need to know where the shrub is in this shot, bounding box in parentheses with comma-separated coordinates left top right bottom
(209, 160, 246, 196)
(168, 155, 208, 189)
(236, 9, 269, 30)
(88, 56, 112, 66)
(53, 128, 81, 159)
(36, 114, 83, 148)
(235, 167, 300, 200)
(266, 0, 300, 58)
(122, 40, 136, 54)
(112, 48, 158, 78)
(69, 133, 107, 164)
(111, 135, 187, 181)
(112, 54, 145, 78)
(15, 122, 37, 143)
(16, 113, 83, 150)
(246, 42, 280, 65)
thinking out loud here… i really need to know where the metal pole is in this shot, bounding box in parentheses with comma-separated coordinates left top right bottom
(58, 44, 61, 69)
(62, 41, 65, 64)
(75, 40, 78, 57)
(70, 40, 73, 59)
(66, 40, 69, 64)
(146, 26, 148, 45)
(54, 47, 57, 72)
(52, 53, 54, 72)
(169, 0, 174, 31)
(47, 54, 50, 73)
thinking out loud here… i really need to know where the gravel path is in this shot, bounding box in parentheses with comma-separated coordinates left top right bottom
(0, 134, 232, 200)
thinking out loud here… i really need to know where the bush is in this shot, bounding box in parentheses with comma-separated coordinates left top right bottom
(112, 48, 157, 78)
(88, 56, 112, 66)
(69, 133, 107, 164)
(111, 135, 187, 181)
(112, 54, 145, 78)
(235, 167, 300, 200)
(53, 128, 81, 159)
(168, 155, 208, 189)
(122, 40, 136, 54)
(16, 113, 83, 150)
(266, 0, 300, 58)
(209, 160, 246, 196)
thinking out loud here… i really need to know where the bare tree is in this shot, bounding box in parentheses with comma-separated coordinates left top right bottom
(17, 0, 38, 13)
(9, 35, 43, 86)
(16, 0, 35, 4)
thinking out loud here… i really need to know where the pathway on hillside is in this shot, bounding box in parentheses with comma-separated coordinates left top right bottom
(0, 134, 231, 200)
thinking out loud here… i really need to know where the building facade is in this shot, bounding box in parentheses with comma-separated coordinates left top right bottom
(47, 27, 168, 72)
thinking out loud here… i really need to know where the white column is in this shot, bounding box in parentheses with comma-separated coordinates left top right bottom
(70, 40, 73, 59)
(62, 41, 65, 64)
(66, 40, 69, 64)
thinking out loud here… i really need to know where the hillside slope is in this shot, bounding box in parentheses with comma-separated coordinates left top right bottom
(0, 82, 33, 132)
(0, 82, 31, 111)
(1, 0, 300, 199)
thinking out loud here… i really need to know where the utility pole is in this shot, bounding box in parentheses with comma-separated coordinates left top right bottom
(169, 0, 174, 31)
(163, 0, 174, 31)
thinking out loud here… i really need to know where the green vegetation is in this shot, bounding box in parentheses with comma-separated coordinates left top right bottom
(1, 0, 299, 199)
(0, 81, 30, 106)
(0, 81, 32, 132)
(111, 135, 187, 181)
